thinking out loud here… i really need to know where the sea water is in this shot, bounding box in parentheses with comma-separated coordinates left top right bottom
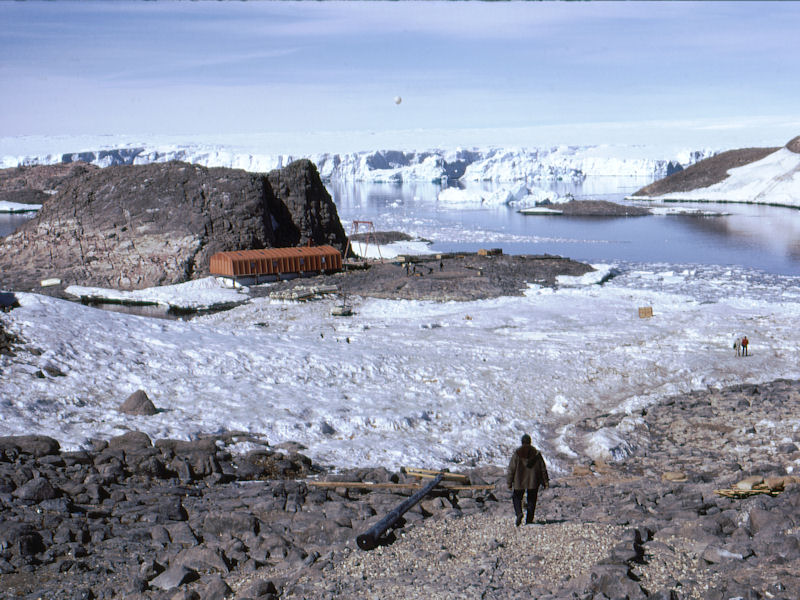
(328, 178, 800, 276)
(0, 212, 35, 238)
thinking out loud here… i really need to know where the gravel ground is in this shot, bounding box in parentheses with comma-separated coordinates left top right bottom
(240, 515, 624, 600)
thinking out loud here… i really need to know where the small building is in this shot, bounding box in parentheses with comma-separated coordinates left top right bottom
(209, 246, 342, 281)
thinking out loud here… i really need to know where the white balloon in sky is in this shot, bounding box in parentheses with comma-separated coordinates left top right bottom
(394, 96, 402, 105)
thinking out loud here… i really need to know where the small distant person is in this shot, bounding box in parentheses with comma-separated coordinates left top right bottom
(506, 434, 549, 526)
(742, 335, 749, 356)
(405, 262, 410, 276)
(439, 260, 444, 272)
(733, 337, 741, 357)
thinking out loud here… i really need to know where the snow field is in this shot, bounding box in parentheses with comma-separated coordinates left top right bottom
(644, 147, 800, 207)
(2, 265, 799, 474)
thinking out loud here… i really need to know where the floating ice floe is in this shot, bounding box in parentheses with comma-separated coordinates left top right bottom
(437, 183, 560, 207)
(0, 200, 41, 213)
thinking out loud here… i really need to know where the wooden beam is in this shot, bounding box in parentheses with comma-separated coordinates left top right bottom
(306, 480, 495, 491)
(308, 481, 421, 490)
(402, 467, 470, 482)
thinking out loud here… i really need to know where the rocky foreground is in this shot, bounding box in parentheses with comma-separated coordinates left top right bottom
(2, 379, 800, 600)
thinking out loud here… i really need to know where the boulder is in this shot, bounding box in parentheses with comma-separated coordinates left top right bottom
(150, 564, 199, 590)
(12, 477, 60, 502)
(119, 390, 158, 416)
(0, 435, 60, 457)
(202, 575, 232, 600)
(174, 546, 230, 573)
(108, 430, 153, 451)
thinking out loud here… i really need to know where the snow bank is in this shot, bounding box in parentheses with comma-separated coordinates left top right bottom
(643, 147, 800, 208)
(64, 277, 249, 311)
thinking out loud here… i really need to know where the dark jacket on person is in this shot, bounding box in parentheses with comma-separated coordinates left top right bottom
(507, 444, 549, 491)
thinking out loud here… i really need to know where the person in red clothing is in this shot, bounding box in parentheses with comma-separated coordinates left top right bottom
(506, 434, 549, 526)
(742, 335, 749, 356)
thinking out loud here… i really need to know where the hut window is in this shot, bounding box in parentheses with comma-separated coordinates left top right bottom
(250, 261, 256, 270)
(300, 258, 305, 266)
(321, 257, 326, 264)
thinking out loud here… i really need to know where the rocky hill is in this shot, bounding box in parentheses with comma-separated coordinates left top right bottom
(0, 159, 347, 293)
(631, 146, 779, 197)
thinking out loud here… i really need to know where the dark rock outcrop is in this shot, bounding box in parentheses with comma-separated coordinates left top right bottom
(787, 135, 800, 154)
(0, 160, 347, 292)
(267, 159, 348, 251)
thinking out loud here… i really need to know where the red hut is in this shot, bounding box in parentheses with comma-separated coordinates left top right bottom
(210, 246, 342, 281)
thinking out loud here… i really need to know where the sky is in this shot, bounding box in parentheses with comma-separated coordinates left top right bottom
(1, 1, 799, 151)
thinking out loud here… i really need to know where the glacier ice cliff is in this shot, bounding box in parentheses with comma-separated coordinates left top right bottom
(1, 144, 712, 185)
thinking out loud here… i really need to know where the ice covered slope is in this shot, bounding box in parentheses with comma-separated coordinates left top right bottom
(640, 136, 800, 207)
(1, 143, 711, 184)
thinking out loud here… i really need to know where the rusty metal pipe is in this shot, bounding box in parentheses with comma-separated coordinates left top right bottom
(357, 473, 444, 551)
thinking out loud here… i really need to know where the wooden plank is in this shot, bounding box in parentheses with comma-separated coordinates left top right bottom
(402, 467, 470, 482)
(440, 484, 495, 491)
(306, 480, 494, 491)
(714, 487, 780, 498)
(307, 481, 422, 490)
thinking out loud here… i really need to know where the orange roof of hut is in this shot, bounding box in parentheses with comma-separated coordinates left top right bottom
(209, 246, 342, 277)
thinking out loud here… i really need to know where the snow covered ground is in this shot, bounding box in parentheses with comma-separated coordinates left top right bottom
(638, 147, 800, 208)
(2, 263, 799, 474)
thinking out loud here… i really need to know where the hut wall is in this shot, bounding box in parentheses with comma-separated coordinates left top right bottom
(209, 246, 343, 278)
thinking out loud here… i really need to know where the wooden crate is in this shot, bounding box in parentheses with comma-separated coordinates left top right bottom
(638, 306, 653, 318)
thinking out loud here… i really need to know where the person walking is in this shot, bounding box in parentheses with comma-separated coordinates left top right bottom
(733, 337, 741, 357)
(742, 335, 749, 356)
(506, 434, 549, 526)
